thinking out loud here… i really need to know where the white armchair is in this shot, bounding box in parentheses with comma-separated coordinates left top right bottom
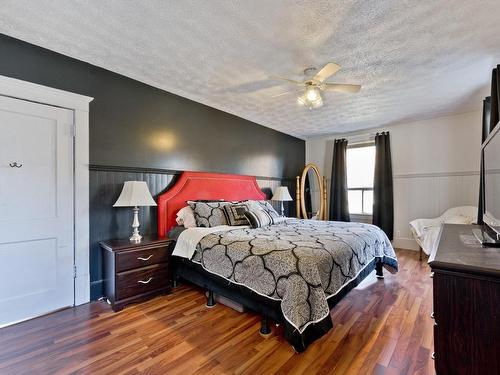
(409, 206, 477, 260)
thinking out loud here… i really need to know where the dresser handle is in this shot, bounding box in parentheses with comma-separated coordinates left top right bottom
(138, 277, 153, 284)
(430, 272, 434, 278)
(137, 255, 153, 261)
(431, 312, 435, 319)
(431, 352, 435, 360)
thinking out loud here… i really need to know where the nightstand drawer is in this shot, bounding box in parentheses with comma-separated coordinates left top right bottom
(116, 265, 169, 300)
(116, 246, 170, 272)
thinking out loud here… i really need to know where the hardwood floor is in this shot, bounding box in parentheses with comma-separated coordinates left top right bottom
(0, 249, 434, 375)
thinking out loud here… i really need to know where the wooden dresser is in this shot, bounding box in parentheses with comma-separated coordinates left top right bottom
(429, 224, 500, 375)
(100, 236, 173, 312)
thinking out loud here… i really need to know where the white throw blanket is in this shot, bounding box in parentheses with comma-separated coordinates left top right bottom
(409, 206, 477, 255)
(173, 225, 248, 259)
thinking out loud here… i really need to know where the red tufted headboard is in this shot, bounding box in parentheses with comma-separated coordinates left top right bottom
(157, 171, 266, 236)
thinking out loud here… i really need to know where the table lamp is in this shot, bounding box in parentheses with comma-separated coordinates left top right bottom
(271, 186, 293, 216)
(113, 181, 157, 242)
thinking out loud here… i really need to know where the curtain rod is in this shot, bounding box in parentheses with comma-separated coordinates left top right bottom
(342, 131, 389, 144)
(345, 132, 376, 144)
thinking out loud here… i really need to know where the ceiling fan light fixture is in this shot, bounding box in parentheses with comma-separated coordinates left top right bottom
(306, 86, 320, 101)
(273, 62, 360, 109)
(311, 96, 323, 109)
(298, 91, 323, 110)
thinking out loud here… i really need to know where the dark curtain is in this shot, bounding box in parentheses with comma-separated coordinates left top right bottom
(329, 138, 350, 221)
(490, 68, 499, 132)
(478, 97, 491, 224)
(373, 132, 394, 239)
(483, 97, 492, 138)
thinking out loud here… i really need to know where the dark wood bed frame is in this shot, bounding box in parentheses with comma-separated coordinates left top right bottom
(157, 171, 384, 351)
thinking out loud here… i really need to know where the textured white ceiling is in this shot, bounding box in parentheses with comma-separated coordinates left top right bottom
(1, 1, 499, 138)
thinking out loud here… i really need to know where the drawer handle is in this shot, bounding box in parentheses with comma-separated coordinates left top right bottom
(429, 272, 434, 278)
(137, 255, 154, 261)
(138, 277, 153, 284)
(431, 352, 435, 360)
(431, 312, 435, 319)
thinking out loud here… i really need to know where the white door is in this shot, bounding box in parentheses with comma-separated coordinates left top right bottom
(0, 95, 74, 327)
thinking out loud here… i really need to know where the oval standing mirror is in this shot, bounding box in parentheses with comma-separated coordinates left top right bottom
(299, 164, 324, 220)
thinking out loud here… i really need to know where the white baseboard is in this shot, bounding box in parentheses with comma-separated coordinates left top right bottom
(392, 237, 419, 251)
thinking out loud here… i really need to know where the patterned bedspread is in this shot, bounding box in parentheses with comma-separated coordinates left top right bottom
(191, 219, 398, 335)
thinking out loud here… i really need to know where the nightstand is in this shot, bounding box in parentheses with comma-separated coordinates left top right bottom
(100, 236, 173, 312)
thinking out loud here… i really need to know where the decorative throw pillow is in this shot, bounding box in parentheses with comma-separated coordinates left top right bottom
(248, 200, 281, 222)
(188, 201, 230, 227)
(223, 203, 250, 226)
(175, 206, 197, 228)
(243, 209, 273, 229)
(260, 201, 281, 219)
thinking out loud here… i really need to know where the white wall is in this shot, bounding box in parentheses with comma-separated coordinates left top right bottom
(306, 111, 482, 250)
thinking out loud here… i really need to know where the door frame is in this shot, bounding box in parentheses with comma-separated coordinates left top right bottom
(0, 75, 93, 306)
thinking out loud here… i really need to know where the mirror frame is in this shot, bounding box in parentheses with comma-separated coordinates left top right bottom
(298, 163, 326, 220)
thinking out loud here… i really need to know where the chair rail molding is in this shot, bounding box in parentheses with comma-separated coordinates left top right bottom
(0, 74, 94, 306)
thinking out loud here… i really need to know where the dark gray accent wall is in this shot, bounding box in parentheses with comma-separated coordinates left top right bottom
(0, 34, 305, 299)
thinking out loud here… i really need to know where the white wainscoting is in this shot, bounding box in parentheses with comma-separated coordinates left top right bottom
(392, 171, 479, 250)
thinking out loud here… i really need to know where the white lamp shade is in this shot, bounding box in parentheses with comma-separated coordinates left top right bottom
(272, 186, 293, 201)
(113, 181, 157, 207)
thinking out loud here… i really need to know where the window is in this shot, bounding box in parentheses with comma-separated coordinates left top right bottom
(346, 143, 375, 214)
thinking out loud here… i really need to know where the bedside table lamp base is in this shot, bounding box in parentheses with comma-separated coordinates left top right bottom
(130, 206, 142, 243)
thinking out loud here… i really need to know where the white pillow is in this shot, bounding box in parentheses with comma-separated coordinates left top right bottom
(442, 206, 477, 222)
(176, 206, 197, 228)
(444, 216, 471, 225)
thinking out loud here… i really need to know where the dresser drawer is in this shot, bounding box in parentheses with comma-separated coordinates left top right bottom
(116, 265, 169, 300)
(116, 245, 170, 272)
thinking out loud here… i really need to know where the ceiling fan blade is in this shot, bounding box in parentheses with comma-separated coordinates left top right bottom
(270, 76, 304, 86)
(313, 63, 341, 83)
(219, 79, 282, 94)
(322, 83, 361, 93)
(270, 89, 303, 98)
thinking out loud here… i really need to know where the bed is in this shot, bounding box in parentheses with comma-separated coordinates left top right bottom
(158, 171, 398, 352)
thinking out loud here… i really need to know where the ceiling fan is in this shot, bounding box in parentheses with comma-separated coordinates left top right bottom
(272, 62, 361, 109)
